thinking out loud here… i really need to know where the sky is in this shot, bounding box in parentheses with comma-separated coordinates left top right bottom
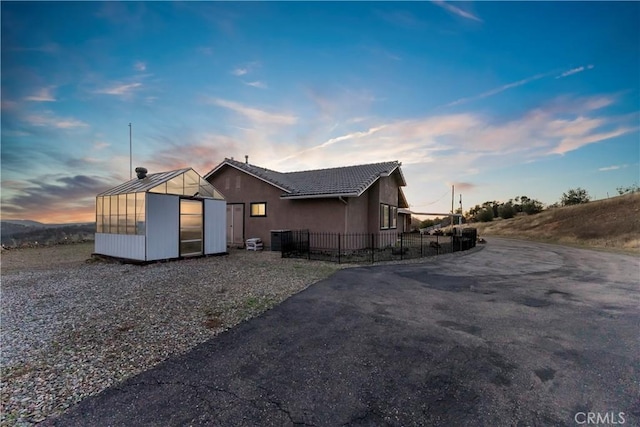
(1, 1, 639, 223)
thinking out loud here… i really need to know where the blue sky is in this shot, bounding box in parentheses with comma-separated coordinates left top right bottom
(2, 1, 638, 223)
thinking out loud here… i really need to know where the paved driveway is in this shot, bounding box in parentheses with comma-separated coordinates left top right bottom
(49, 238, 639, 426)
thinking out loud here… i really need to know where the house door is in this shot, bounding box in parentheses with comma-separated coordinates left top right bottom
(226, 204, 244, 247)
(180, 199, 203, 257)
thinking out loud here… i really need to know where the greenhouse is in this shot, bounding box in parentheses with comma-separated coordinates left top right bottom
(94, 167, 226, 261)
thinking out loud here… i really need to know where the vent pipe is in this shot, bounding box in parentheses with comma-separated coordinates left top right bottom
(135, 167, 148, 179)
(245, 155, 249, 164)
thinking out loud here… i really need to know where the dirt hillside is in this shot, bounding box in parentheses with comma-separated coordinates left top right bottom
(472, 193, 640, 254)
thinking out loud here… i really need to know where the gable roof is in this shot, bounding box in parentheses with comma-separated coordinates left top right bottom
(205, 158, 406, 199)
(98, 167, 224, 199)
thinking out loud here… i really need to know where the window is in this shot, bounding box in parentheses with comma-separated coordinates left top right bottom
(380, 203, 397, 230)
(250, 202, 266, 217)
(95, 192, 145, 235)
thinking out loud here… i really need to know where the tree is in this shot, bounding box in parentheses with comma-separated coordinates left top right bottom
(420, 219, 435, 228)
(521, 198, 544, 215)
(477, 208, 494, 222)
(617, 184, 639, 195)
(498, 202, 515, 219)
(561, 188, 590, 206)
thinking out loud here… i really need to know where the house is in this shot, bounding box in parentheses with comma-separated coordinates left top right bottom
(204, 158, 410, 249)
(94, 167, 226, 261)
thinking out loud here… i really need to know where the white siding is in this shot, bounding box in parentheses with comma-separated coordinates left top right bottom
(146, 193, 179, 260)
(95, 234, 146, 260)
(204, 199, 227, 254)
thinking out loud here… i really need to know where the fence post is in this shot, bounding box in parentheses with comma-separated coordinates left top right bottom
(400, 233, 404, 260)
(307, 230, 311, 260)
(371, 233, 375, 264)
(338, 233, 341, 264)
(436, 234, 439, 255)
(420, 232, 423, 258)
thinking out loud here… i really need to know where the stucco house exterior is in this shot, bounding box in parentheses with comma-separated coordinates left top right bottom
(204, 158, 410, 248)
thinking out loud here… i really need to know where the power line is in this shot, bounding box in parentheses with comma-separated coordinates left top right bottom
(411, 189, 451, 208)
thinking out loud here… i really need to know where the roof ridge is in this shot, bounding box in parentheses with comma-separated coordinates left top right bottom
(282, 160, 400, 175)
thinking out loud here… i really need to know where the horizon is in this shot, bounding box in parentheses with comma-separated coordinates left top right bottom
(2, 1, 638, 223)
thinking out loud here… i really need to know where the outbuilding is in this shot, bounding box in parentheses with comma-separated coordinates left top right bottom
(95, 167, 226, 261)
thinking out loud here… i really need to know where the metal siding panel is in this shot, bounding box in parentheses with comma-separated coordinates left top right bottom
(94, 234, 145, 260)
(146, 193, 179, 260)
(204, 199, 226, 254)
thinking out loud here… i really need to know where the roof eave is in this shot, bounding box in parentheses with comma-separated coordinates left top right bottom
(281, 192, 360, 200)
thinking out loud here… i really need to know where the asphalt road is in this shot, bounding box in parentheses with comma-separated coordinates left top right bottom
(49, 238, 639, 426)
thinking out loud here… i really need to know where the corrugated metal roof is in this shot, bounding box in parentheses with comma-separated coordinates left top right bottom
(97, 168, 227, 199)
(207, 158, 405, 199)
(98, 168, 191, 196)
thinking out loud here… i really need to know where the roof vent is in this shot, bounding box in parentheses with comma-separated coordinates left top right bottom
(135, 167, 148, 179)
(245, 155, 249, 164)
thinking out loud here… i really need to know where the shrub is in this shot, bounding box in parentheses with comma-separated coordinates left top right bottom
(477, 208, 494, 222)
(561, 188, 590, 206)
(498, 203, 515, 219)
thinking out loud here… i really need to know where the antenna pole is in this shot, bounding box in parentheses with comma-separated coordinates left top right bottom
(129, 123, 132, 179)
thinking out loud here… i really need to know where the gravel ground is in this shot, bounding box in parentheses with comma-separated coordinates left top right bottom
(0, 243, 339, 426)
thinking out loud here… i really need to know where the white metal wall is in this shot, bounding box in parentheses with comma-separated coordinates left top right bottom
(146, 193, 179, 260)
(204, 199, 227, 254)
(95, 234, 146, 261)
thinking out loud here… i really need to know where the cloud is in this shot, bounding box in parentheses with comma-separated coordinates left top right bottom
(599, 164, 628, 172)
(197, 46, 214, 56)
(271, 94, 636, 175)
(244, 81, 267, 89)
(276, 125, 388, 165)
(93, 141, 110, 150)
(446, 72, 551, 107)
(231, 61, 260, 76)
(24, 87, 56, 102)
(209, 98, 297, 125)
(95, 82, 142, 96)
(432, 1, 483, 22)
(134, 61, 147, 71)
(139, 133, 241, 176)
(1, 174, 112, 222)
(449, 182, 476, 192)
(9, 42, 59, 54)
(556, 64, 594, 79)
(550, 127, 637, 155)
(24, 113, 89, 129)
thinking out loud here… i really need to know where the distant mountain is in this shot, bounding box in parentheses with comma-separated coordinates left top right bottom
(1, 221, 96, 246)
(2, 219, 47, 228)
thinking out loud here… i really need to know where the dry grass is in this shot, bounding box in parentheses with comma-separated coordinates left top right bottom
(472, 193, 640, 254)
(1, 241, 95, 273)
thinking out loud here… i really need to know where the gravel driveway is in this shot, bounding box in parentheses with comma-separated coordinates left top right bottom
(0, 244, 338, 426)
(43, 238, 639, 426)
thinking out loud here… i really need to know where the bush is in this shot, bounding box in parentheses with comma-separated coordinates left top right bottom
(561, 188, 590, 206)
(521, 199, 544, 215)
(477, 208, 494, 222)
(498, 203, 515, 219)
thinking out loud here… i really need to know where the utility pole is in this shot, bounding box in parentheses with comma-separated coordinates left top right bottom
(129, 123, 132, 179)
(459, 194, 463, 225)
(450, 185, 454, 229)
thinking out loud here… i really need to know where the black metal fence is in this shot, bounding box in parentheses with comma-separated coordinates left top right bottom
(281, 228, 477, 264)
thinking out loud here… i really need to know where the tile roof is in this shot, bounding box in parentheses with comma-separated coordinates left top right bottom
(206, 158, 405, 199)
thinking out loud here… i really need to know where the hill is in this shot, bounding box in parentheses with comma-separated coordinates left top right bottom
(472, 193, 640, 254)
(1, 221, 95, 247)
